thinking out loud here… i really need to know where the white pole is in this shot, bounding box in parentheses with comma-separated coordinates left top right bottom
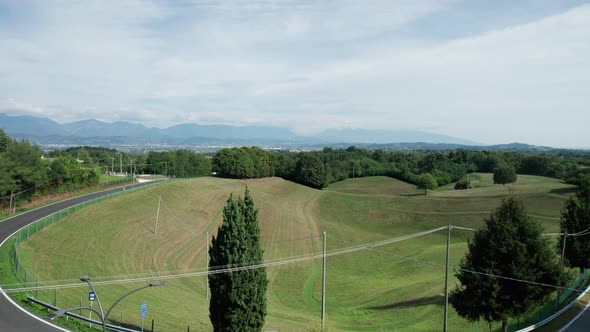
(89, 300, 93, 328)
(206, 231, 209, 300)
(155, 196, 161, 236)
(322, 231, 327, 331)
(444, 225, 451, 332)
(9, 190, 13, 215)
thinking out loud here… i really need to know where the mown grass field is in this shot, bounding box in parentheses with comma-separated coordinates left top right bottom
(16, 174, 575, 331)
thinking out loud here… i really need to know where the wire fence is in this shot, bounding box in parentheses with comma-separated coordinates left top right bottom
(10, 182, 164, 309)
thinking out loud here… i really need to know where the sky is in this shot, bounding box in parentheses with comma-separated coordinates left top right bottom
(0, 0, 589, 147)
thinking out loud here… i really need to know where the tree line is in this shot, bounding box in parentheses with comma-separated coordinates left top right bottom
(0, 130, 101, 211)
(0, 134, 211, 212)
(212, 146, 590, 190)
(49, 147, 211, 178)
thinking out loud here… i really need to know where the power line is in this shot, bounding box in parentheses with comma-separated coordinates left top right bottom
(2, 226, 448, 293)
(327, 233, 588, 295)
(6, 224, 587, 302)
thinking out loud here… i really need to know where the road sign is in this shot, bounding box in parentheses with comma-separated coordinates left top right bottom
(140, 303, 147, 318)
(88, 292, 96, 301)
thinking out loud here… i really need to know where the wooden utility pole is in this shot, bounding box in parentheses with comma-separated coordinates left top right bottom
(444, 225, 451, 332)
(206, 231, 209, 300)
(321, 231, 327, 330)
(9, 190, 13, 214)
(155, 196, 161, 236)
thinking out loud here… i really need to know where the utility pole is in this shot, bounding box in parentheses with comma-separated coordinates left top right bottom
(561, 229, 567, 260)
(557, 229, 568, 309)
(206, 231, 209, 300)
(9, 190, 13, 215)
(120, 154, 122, 175)
(443, 225, 451, 332)
(352, 166, 355, 179)
(111, 157, 114, 175)
(155, 196, 161, 236)
(321, 231, 327, 331)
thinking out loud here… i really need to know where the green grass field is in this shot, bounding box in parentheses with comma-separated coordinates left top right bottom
(15, 174, 575, 331)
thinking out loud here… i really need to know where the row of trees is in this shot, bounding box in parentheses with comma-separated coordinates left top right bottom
(0, 130, 101, 211)
(213, 146, 589, 190)
(51, 147, 211, 178)
(451, 180, 590, 331)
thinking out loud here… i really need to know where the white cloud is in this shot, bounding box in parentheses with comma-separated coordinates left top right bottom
(0, 1, 588, 146)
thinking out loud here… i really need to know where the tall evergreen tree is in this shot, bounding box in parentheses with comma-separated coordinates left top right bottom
(450, 197, 569, 332)
(560, 180, 590, 271)
(209, 189, 268, 331)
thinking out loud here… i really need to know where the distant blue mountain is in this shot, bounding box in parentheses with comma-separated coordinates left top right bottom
(315, 128, 480, 145)
(0, 112, 505, 149)
(0, 113, 63, 136)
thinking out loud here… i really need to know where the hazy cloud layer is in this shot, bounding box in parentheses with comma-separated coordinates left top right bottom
(0, 0, 589, 147)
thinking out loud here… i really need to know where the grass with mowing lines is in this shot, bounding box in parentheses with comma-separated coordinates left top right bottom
(14, 174, 574, 331)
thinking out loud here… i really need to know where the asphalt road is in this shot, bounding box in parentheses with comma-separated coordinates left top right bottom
(563, 305, 590, 331)
(0, 182, 160, 331)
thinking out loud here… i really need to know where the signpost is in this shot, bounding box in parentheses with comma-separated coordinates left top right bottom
(140, 303, 147, 332)
(88, 292, 96, 328)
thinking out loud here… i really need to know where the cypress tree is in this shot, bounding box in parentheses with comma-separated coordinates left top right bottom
(209, 188, 268, 331)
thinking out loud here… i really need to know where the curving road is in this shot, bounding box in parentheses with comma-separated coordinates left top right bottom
(562, 302, 590, 331)
(0, 182, 161, 331)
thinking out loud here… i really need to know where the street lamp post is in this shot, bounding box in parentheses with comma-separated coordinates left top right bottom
(48, 276, 165, 332)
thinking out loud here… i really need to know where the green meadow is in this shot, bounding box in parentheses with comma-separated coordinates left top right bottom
(16, 174, 575, 331)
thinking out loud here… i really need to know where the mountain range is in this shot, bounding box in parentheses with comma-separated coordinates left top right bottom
(0, 113, 482, 147)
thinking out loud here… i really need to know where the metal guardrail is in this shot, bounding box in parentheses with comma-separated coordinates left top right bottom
(27, 296, 141, 332)
(516, 271, 590, 332)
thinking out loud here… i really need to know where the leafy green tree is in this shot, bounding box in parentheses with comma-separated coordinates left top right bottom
(451, 197, 570, 331)
(0, 128, 9, 153)
(560, 180, 590, 271)
(454, 177, 471, 190)
(493, 164, 517, 185)
(295, 154, 328, 189)
(417, 173, 438, 194)
(76, 148, 94, 166)
(48, 159, 67, 187)
(209, 189, 268, 331)
(2, 140, 48, 196)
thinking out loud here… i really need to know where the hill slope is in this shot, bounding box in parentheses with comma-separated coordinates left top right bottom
(17, 175, 572, 331)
